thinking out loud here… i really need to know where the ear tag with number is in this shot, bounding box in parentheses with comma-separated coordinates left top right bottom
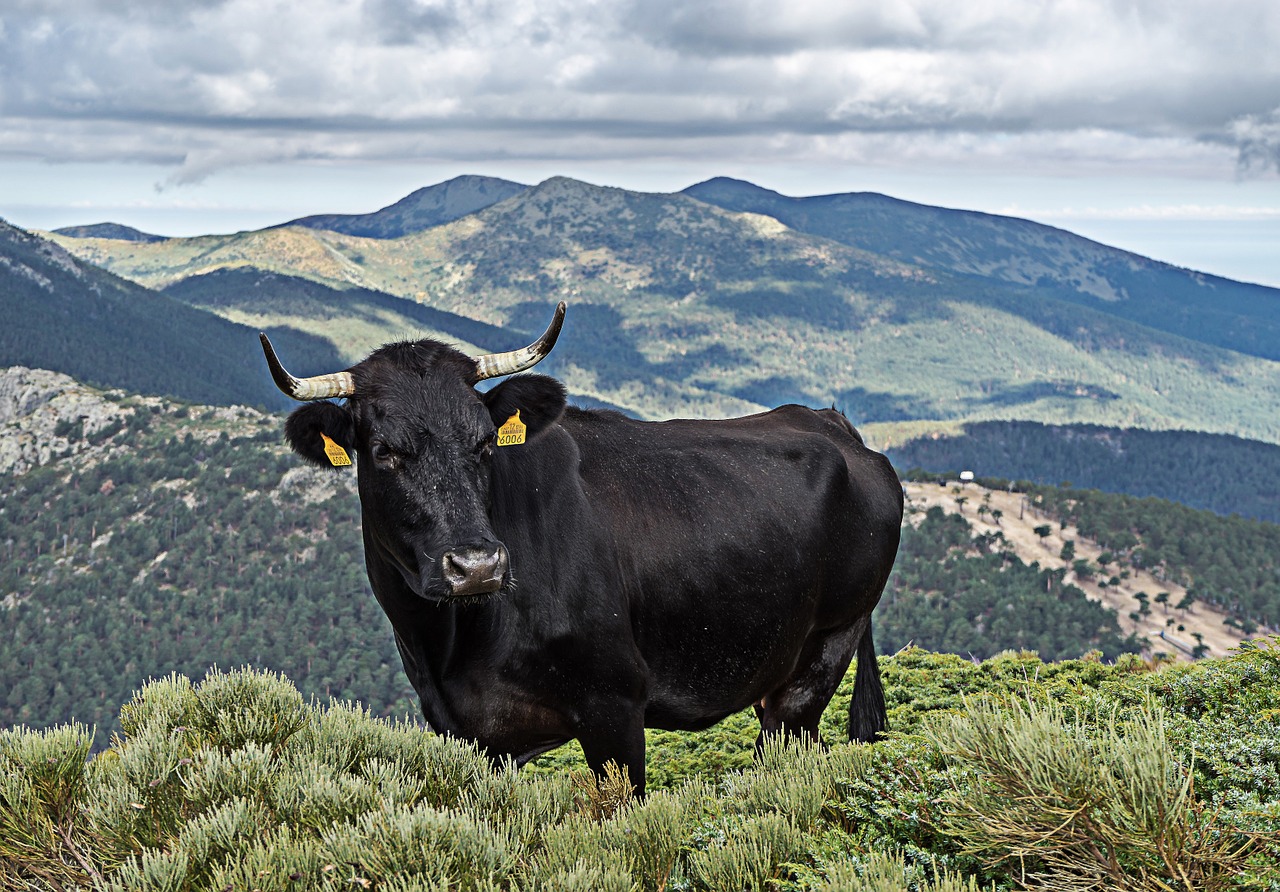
(320, 432, 352, 466)
(497, 411, 527, 447)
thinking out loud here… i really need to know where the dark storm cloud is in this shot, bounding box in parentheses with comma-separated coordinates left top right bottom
(1, 0, 1278, 181)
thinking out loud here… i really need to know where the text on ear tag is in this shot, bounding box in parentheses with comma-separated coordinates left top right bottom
(497, 411, 527, 447)
(320, 432, 352, 466)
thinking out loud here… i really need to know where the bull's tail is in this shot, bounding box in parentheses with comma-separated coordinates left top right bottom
(848, 621, 886, 743)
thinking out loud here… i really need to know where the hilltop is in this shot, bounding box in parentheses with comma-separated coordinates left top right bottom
(51, 222, 166, 242)
(275, 174, 528, 238)
(685, 177, 1280, 364)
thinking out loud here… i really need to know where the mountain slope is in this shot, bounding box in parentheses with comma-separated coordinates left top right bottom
(162, 268, 524, 363)
(277, 174, 528, 238)
(901, 481, 1254, 658)
(683, 177, 1280, 363)
(0, 220, 343, 409)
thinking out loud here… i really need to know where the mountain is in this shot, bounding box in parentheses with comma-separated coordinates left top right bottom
(36, 176, 1280, 445)
(0, 219, 343, 409)
(52, 222, 167, 242)
(276, 174, 528, 238)
(683, 177, 1280, 364)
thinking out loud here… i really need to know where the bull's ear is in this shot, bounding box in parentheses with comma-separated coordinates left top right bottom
(481, 374, 567, 441)
(284, 402, 356, 468)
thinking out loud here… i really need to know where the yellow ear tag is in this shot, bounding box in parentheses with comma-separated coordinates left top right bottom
(320, 432, 352, 467)
(497, 411, 527, 447)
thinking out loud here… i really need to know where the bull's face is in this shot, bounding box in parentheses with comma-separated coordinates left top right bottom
(262, 304, 567, 603)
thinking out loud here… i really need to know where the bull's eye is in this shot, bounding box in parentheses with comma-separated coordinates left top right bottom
(371, 442, 395, 467)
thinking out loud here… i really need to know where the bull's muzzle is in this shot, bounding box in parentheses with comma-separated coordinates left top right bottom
(440, 544, 510, 597)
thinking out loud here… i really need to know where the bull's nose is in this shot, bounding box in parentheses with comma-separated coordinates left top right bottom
(440, 545, 508, 596)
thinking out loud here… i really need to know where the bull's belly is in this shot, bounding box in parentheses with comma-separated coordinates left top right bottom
(637, 631, 808, 730)
(643, 701, 748, 733)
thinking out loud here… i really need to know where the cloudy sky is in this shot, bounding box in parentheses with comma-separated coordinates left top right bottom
(2, 0, 1279, 284)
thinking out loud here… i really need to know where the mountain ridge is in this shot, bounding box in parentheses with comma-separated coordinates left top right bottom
(683, 177, 1280, 363)
(0, 219, 345, 409)
(29, 176, 1280, 444)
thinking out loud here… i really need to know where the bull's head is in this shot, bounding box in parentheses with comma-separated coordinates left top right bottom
(262, 303, 567, 602)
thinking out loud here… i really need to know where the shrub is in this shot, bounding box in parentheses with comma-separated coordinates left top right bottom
(2, 648, 1278, 890)
(925, 698, 1256, 891)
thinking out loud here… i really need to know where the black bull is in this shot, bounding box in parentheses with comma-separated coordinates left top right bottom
(263, 304, 903, 794)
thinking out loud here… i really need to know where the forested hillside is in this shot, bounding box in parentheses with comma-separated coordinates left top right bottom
(888, 420, 1280, 523)
(1, 371, 1155, 749)
(877, 507, 1140, 661)
(903, 469, 1280, 641)
(0, 385, 412, 747)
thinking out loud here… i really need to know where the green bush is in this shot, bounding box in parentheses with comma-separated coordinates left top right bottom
(2, 647, 1277, 891)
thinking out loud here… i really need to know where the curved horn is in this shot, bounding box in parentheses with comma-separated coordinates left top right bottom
(474, 301, 567, 381)
(259, 333, 356, 401)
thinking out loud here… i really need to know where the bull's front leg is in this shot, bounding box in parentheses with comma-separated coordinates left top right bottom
(576, 705, 647, 798)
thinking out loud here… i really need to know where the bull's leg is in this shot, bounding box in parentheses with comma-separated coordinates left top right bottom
(754, 619, 869, 753)
(577, 708, 648, 798)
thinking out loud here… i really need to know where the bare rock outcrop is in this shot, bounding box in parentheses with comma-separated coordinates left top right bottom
(0, 367, 136, 475)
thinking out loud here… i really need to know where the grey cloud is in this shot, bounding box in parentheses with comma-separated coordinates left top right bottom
(361, 0, 465, 46)
(618, 0, 934, 56)
(0, 0, 1278, 182)
(1231, 109, 1280, 175)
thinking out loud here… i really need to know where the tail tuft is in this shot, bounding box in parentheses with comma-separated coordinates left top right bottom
(848, 622, 886, 743)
